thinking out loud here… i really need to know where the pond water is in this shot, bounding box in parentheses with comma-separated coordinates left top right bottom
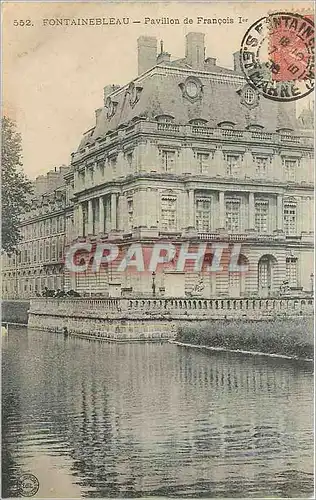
(2, 327, 314, 498)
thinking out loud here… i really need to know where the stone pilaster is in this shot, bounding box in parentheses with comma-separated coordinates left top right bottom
(247, 192, 255, 230)
(276, 194, 283, 231)
(111, 193, 117, 230)
(218, 191, 225, 229)
(87, 199, 93, 235)
(272, 152, 283, 181)
(244, 149, 254, 178)
(99, 196, 104, 234)
(187, 189, 195, 227)
(213, 147, 224, 176)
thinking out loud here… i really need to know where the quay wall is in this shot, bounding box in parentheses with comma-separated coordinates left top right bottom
(28, 296, 314, 342)
(2, 300, 30, 325)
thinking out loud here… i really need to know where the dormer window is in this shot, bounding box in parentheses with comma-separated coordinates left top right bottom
(218, 121, 236, 129)
(179, 77, 203, 102)
(246, 124, 264, 131)
(155, 114, 174, 123)
(188, 119, 208, 126)
(238, 84, 259, 109)
(244, 87, 256, 105)
(105, 97, 118, 119)
(277, 128, 294, 135)
(128, 82, 143, 107)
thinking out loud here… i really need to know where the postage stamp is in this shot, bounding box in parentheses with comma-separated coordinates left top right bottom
(240, 11, 314, 101)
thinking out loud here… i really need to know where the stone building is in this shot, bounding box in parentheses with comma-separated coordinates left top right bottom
(2, 33, 314, 299)
(65, 33, 314, 298)
(2, 166, 71, 299)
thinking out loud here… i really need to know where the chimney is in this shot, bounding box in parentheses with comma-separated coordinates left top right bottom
(157, 51, 171, 65)
(233, 51, 242, 73)
(47, 171, 60, 191)
(137, 36, 157, 75)
(34, 175, 47, 196)
(58, 165, 69, 177)
(185, 32, 205, 69)
(95, 107, 103, 123)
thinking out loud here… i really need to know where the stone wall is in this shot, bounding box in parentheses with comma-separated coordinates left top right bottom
(2, 300, 30, 324)
(28, 296, 314, 342)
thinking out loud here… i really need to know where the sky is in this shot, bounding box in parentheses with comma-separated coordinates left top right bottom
(3, 1, 314, 179)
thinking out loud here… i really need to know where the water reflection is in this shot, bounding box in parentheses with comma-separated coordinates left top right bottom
(2, 328, 314, 498)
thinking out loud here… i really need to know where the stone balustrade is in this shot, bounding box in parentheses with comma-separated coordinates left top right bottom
(28, 296, 314, 341)
(71, 121, 313, 163)
(29, 296, 314, 318)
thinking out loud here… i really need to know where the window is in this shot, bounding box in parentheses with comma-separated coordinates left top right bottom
(33, 242, 38, 263)
(255, 200, 269, 233)
(284, 203, 297, 235)
(196, 198, 211, 232)
(229, 272, 240, 287)
(126, 152, 133, 170)
(127, 198, 133, 227)
(110, 156, 117, 170)
(52, 217, 57, 234)
(226, 154, 241, 176)
(161, 150, 176, 173)
(45, 240, 50, 261)
(58, 236, 64, 259)
(283, 159, 297, 181)
(39, 242, 43, 262)
(286, 257, 298, 287)
(51, 239, 57, 260)
(59, 216, 64, 233)
(156, 114, 174, 123)
(225, 199, 241, 232)
(255, 157, 268, 177)
(79, 171, 85, 187)
(259, 260, 269, 288)
(244, 87, 255, 105)
(197, 153, 210, 175)
(89, 167, 94, 182)
(161, 197, 177, 230)
(99, 163, 105, 178)
(27, 245, 31, 264)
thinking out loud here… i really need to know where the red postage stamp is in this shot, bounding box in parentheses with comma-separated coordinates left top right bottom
(268, 12, 314, 82)
(240, 11, 315, 101)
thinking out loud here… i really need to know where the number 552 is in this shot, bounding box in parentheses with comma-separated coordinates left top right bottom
(13, 20, 33, 26)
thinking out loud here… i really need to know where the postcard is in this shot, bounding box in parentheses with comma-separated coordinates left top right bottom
(1, 1, 314, 498)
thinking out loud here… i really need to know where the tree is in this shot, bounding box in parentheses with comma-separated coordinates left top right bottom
(1, 117, 33, 253)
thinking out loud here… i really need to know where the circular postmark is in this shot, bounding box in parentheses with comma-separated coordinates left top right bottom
(240, 12, 314, 101)
(17, 473, 40, 497)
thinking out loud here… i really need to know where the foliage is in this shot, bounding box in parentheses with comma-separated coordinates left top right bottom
(176, 317, 314, 359)
(1, 117, 33, 253)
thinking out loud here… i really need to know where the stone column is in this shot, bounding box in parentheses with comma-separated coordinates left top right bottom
(188, 190, 195, 227)
(219, 191, 225, 229)
(277, 194, 283, 231)
(88, 199, 93, 235)
(99, 196, 104, 234)
(248, 192, 255, 230)
(111, 193, 117, 230)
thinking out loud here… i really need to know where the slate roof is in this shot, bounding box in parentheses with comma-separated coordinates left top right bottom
(77, 57, 301, 150)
